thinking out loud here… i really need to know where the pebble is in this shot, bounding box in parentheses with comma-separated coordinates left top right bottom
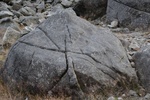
(107, 96, 115, 100)
(108, 20, 118, 28)
(128, 90, 138, 97)
(144, 93, 150, 100)
(61, 0, 73, 7)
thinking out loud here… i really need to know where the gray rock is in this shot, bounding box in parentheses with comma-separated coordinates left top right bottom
(19, 7, 36, 16)
(73, 0, 107, 20)
(11, 0, 23, 11)
(11, 0, 23, 4)
(61, 0, 73, 7)
(11, 10, 22, 18)
(133, 45, 150, 93)
(0, 11, 13, 18)
(108, 20, 118, 28)
(46, 0, 53, 3)
(36, 0, 45, 12)
(1, 0, 11, 3)
(51, 0, 61, 5)
(144, 93, 150, 100)
(128, 90, 138, 97)
(47, 4, 65, 17)
(129, 39, 140, 51)
(117, 97, 123, 100)
(0, 2, 11, 11)
(12, 3, 22, 11)
(2, 9, 137, 98)
(0, 17, 13, 24)
(107, 96, 115, 100)
(2, 27, 21, 50)
(106, 0, 150, 30)
(23, 1, 35, 7)
(19, 16, 39, 26)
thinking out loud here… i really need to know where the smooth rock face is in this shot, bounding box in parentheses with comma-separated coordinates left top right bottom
(133, 45, 150, 93)
(106, 0, 150, 30)
(73, 0, 107, 20)
(2, 10, 137, 97)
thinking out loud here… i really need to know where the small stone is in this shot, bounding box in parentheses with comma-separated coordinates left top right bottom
(2, 27, 21, 50)
(127, 54, 132, 61)
(19, 16, 39, 26)
(25, 97, 28, 100)
(0, 11, 13, 18)
(61, 0, 73, 7)
(21, 23, 37, 35)
(128, 90, 138, 97)
(74, 0, 80, 3)
(119, 39, 130, 50)
(12, 3, 22, 11)
(11, 0, 23, 4)
(129, 39, 140, 51)
(107, 96, 115, 100)
(46, 0, 53, 3)
(131, 62, 135, 67)
(122, 94, 126, 97)
(0, 2, 10, 11)
(118, 97, 123, 100)
(36, 1, 45, 12)
(108, 20, 118, 28)
(19, 7, 36, 16)
(0, 17, 13, 24)
(144, 93, 150, 100)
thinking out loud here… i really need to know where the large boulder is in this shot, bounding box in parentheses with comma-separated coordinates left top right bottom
(73, 0, 107, 20)
(106, 0, 150, 30)
(1, 9, 137, 98)
(133, 45, 150, 93)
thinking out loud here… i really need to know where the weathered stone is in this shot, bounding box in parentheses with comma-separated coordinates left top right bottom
(0, 11, 13, 18)
(107, 20, 118, 28)
(1, 9, 137, 98)
(19, 7, 36, 16)
(128, 90, 138, 97)
(61, 0, 73, 7)
(144, 93, 150, 100)
(106, 0, 150, 30)
(2, 27, 21, 50)
(36, 0, 45, 12)
(19, 16, 39, 26)
(107, 96, 115, 100)
(133, 45, 150, 93)
(0, 2, 10, 11)
(0, 17, 13, 24)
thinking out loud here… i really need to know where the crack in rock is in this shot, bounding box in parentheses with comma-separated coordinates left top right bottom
(18, 40, 120, 81)
(71, 61, 84, 97)
(38, 27, 61, 49)
(19, 41, 65, 53)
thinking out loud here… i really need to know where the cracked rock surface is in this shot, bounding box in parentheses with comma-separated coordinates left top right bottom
(2, 9, 137, 98)
(106, 0, 150, 30)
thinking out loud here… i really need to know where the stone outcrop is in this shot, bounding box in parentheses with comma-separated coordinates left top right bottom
(1, 9, 137, 98)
